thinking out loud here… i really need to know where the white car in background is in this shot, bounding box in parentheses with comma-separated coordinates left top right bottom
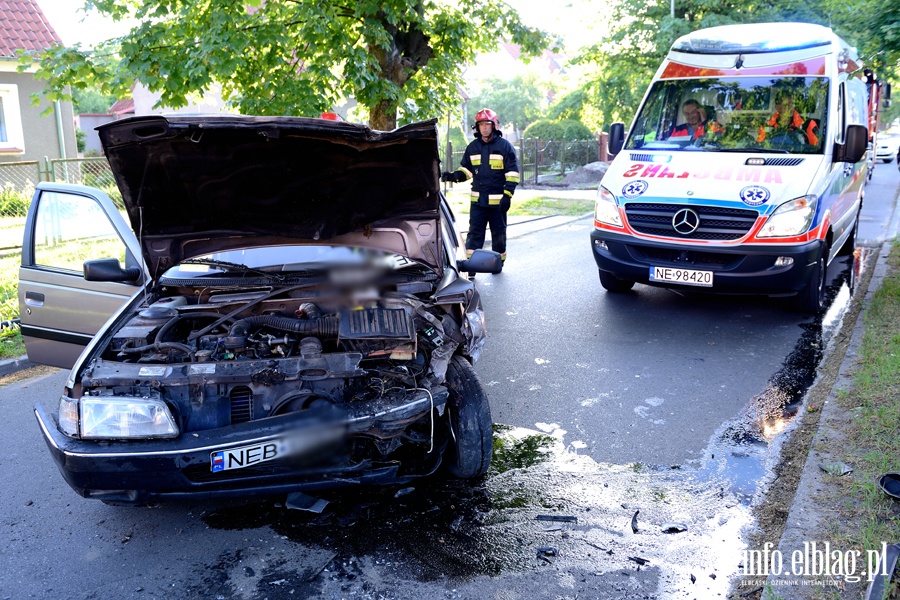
(875, 136, 898, 163)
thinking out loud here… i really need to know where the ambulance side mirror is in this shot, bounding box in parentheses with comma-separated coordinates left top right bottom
(609, 122, 625, 156)
(834, 124, 867, 163)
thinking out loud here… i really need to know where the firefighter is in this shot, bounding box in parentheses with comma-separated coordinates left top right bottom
(441, 108, 519, 275)
(757, 90, 820, 148)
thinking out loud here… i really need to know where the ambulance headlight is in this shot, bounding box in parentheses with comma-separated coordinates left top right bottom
(757, 195, 817, 238)
(595, 186, 623, 227)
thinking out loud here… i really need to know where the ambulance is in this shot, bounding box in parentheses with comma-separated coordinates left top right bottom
(591, 22, 869, 312)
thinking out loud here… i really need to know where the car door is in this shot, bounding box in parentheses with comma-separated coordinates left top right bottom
(18, 182, 143, 369)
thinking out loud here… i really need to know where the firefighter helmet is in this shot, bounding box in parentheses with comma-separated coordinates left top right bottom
(473, 108, 500, 131)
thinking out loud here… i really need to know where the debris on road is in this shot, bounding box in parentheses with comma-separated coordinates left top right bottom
(286, 491, 330, 513)
(661, 522, 688, 533)
(628, 556, 649, 566)
(535, 514, 577, 523)
(631, 510, 640, 533)
(819, 461, 853, 476)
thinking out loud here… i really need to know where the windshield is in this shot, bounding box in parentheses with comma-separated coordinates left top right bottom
(626, 77, 829, 154)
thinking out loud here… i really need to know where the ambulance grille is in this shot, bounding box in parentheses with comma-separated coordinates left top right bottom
(624, 203, 758, 240)
(230, 386, 253, 424)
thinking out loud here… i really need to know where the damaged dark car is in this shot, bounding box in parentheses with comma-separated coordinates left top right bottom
(19, 116, 500, 505)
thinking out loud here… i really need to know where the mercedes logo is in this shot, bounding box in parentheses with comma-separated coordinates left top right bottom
(672, 208, 700, 235)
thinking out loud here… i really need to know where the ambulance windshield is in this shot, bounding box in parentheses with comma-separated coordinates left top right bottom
(625, 77, 829, 154)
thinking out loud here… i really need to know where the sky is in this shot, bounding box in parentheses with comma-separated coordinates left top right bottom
(35, 0, 134, 48)
(34, 0, 600, 52)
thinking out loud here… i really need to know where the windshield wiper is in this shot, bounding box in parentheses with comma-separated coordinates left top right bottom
(714, 147, 791, 154)
(180, 259, 285, 281)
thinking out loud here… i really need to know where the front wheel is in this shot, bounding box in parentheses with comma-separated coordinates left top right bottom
(598, 269, 635, 293)
(443, 356, 493, 478)
(793, 249, 827, 314)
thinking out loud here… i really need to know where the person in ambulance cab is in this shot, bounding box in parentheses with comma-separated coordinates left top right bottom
(757, 90, 820, 149)
(441, 108, 519, 276)
(669, 99, 724, 141)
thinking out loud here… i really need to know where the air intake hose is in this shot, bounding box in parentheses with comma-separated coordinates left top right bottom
(226, 315, 339, 348)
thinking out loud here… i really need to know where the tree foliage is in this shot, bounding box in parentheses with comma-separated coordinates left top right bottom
(72, 87, 116, 114)
(468, 73, 550, 135)
(575, 0, 900, 130)
(20, 0, 554, 130)
(522, 118, 593, 140)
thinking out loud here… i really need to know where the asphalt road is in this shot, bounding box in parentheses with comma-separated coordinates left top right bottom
(1, 162, 897, 600)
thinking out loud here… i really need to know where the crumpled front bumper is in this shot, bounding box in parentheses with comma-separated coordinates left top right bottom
(34, 387, 448, 504)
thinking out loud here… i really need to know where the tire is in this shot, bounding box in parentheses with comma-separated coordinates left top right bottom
(598, 269, 635, 293)
(443, 355, 493, 478)
(793, 248, 827, 314)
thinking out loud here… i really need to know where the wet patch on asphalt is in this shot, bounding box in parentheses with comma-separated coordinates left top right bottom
(201, 427, 749, 598)
(196, 251, 868, 599)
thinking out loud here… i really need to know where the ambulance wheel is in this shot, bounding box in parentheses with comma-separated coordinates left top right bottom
(443, 356, 492, 478)
(793, 249, 827, 314)
(599, 269, 635, 293)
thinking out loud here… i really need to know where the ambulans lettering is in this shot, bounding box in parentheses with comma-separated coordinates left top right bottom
(622, 164, 783, 183)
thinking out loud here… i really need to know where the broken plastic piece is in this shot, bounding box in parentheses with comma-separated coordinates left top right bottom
(535, 514, 577, 523)
(819, 461, 853, 476)
(286, 491, 329, 513)
(536, 546, 558, 557)
(393, 487, 415, 498)
(864, 543, 900, 600)
(661, 522, 688, 533)
(631, 509, 640, 533)
(628, 556, 649, 566)
(877, 473, 900, 499)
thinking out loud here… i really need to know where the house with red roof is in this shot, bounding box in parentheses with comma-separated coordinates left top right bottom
(0, 0, 77, 163)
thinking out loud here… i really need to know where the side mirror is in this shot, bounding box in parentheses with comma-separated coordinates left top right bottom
(84, 258, 142, 283)
(609, 122, 625, 156)
(457, 249, 502, 274)
(834, 124, 867, 164)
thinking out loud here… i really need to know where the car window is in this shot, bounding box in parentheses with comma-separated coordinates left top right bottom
(33, 191, 127, 273)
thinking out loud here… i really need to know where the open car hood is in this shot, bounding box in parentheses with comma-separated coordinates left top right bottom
(98, 116, 443, 278)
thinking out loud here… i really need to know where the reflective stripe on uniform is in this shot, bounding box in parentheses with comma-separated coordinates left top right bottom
(504, 190, 513, 197)
(489, 154, 504, 169)
(460, 167, 473, 180)
(471, 191, 480, 202)
(505, 171, 520, 182)
(470, 154, 482, 166)
(488, 193, 503, 205)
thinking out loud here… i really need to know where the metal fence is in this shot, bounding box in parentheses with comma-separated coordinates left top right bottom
(0, 157, 122, 256)
(446, 137, 602, 186)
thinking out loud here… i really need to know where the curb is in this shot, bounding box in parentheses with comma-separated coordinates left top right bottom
(0, 355, 36, 379)
(765, 241, 892, 595)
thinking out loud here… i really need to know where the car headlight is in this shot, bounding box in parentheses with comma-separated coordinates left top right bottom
(595, 186, 623, 227)
(757, 195, 817, 238)
(79, 396, 179, 439)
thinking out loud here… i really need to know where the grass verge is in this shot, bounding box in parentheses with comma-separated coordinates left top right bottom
(824, 241, 900, 587)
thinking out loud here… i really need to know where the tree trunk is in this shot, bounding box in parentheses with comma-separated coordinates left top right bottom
(369, 99, 398, 131)
(366, 7, 433, 131)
